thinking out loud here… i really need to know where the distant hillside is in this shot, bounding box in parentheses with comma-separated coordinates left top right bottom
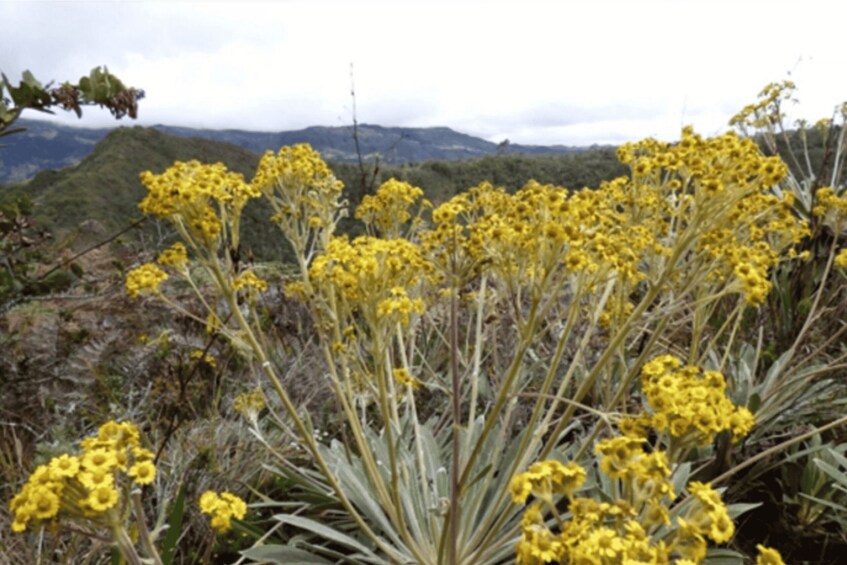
(4, 126, 260, 234)
(154, 123, 582, 164)
(0, 119, 113, 183)
(0, 118, 591, 184)
(0, 125, 626, 260)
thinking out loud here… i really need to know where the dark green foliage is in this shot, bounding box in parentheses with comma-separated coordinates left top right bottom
(2, 126, 260, 241)
(1, 66, 143, 138)
(376, 149, 627, 202)
(160, 484, 186, 565)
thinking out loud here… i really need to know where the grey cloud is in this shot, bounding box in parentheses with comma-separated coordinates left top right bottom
(1, 3, 237, 81)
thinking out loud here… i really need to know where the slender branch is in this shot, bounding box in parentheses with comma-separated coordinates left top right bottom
(711, 413, 847, 487)
(38, 217, 147, 282)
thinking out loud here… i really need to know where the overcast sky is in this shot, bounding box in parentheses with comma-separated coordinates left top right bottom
(3, 1, 847, 146)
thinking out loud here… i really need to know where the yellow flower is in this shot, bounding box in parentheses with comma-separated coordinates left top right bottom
(199, 490, 248, 533)
(48, 454, 80, 479)
(82, 447, 118, 473)
(128, 461, 157, 485)
(199, 490, 221, 513)
(157, 242, 189, 270)
(233, 270, 269, 293)
(190, 349, 217, 368)
(139, 160, 256, 220)
(756, 545, 786, 565)
(510, 474, 533, 504)
(688, 481, 723, 510)
(133, 446, 155, 462)
(11, 516, 28, 533)
(729, 407, 756, 443)
(97, 420, 123, 442)
(548, 461, 587, 498)
(234, 387, 267, 420)
(643, 500, 671, 528)
(708, 509, 735, 543)
(86, 485, 119, 512)
(30, 487, 61, 520)
(511, 460, 586, 506)
(527, 527, 564, 563)
(356, 178, 424, 237)
(125, 263, 168, 298)
(595, 436, 644, 479)
(220, 492, 247, 516)
(585, 527, 624, 560)
(78, 467, 115, 491)
(393, 368, 422, 390)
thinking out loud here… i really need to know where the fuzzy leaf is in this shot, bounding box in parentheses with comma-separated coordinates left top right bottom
(726, 502, 761, 518)
(704, 548, 746, 564)
(814, 457, 847, 488)
(240, 545, 334, 564)
(273, 513, 379, 560)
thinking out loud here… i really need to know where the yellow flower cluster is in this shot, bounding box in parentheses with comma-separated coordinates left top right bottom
(190, 349, 217, 368)
(618, 127, 788, 189)
(157, 242, 188, 270)
(251, 144, 344, 250)
(252, 143, 342, 198)
(198, 490, 247, 533)
(835, 248, 847, 269)
(377, 286, 424, 326)
(697, 189, 808, 305)
(392, 368, 422, 390)
(510, 460, 586, 503)
(729, 80, 796, 130)
(125, 263, 168, 298)
(813, 186, 847, 233)
(619, 128, 808, 294)
(139, 160, 258, 249)
(10, 421, 155, 533)
(416, 128, 806, 311)
(233, 387, 266, 417)
(355, 178, 426, 237)
(681, 481, 735, 545)
(598, 294, 634, 329)
(637, 355, 755, 446)
(308, 235, 435, 327)
(421, 179, 655, 289)
(233, 270, 269, 293)
(513, 439, 740, 563)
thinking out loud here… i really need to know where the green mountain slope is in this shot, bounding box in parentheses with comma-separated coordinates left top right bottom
(0, 119, 112, 183)
(7, 126, 260, 234)
(2, 125, 627, 260)
(1, 118, 591, 184)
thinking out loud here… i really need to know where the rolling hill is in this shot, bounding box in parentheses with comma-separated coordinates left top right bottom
(0, 124, 627, 260)
(0, 118, 590, 185)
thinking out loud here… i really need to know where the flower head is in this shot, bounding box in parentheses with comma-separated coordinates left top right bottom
(199, 490, 247, 533)
(126, 263, 168, 298)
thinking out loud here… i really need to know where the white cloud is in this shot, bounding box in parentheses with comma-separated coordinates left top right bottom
(3, 0, 847, 145)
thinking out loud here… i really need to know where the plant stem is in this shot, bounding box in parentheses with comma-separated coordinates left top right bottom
(132, 491, 164, 565)
(208, 260, 405, 561)
(449, 246, 461, 565)
(111, 523, 144, 565)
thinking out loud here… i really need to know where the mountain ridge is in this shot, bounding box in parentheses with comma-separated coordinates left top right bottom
(0, 118, 598, 184)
